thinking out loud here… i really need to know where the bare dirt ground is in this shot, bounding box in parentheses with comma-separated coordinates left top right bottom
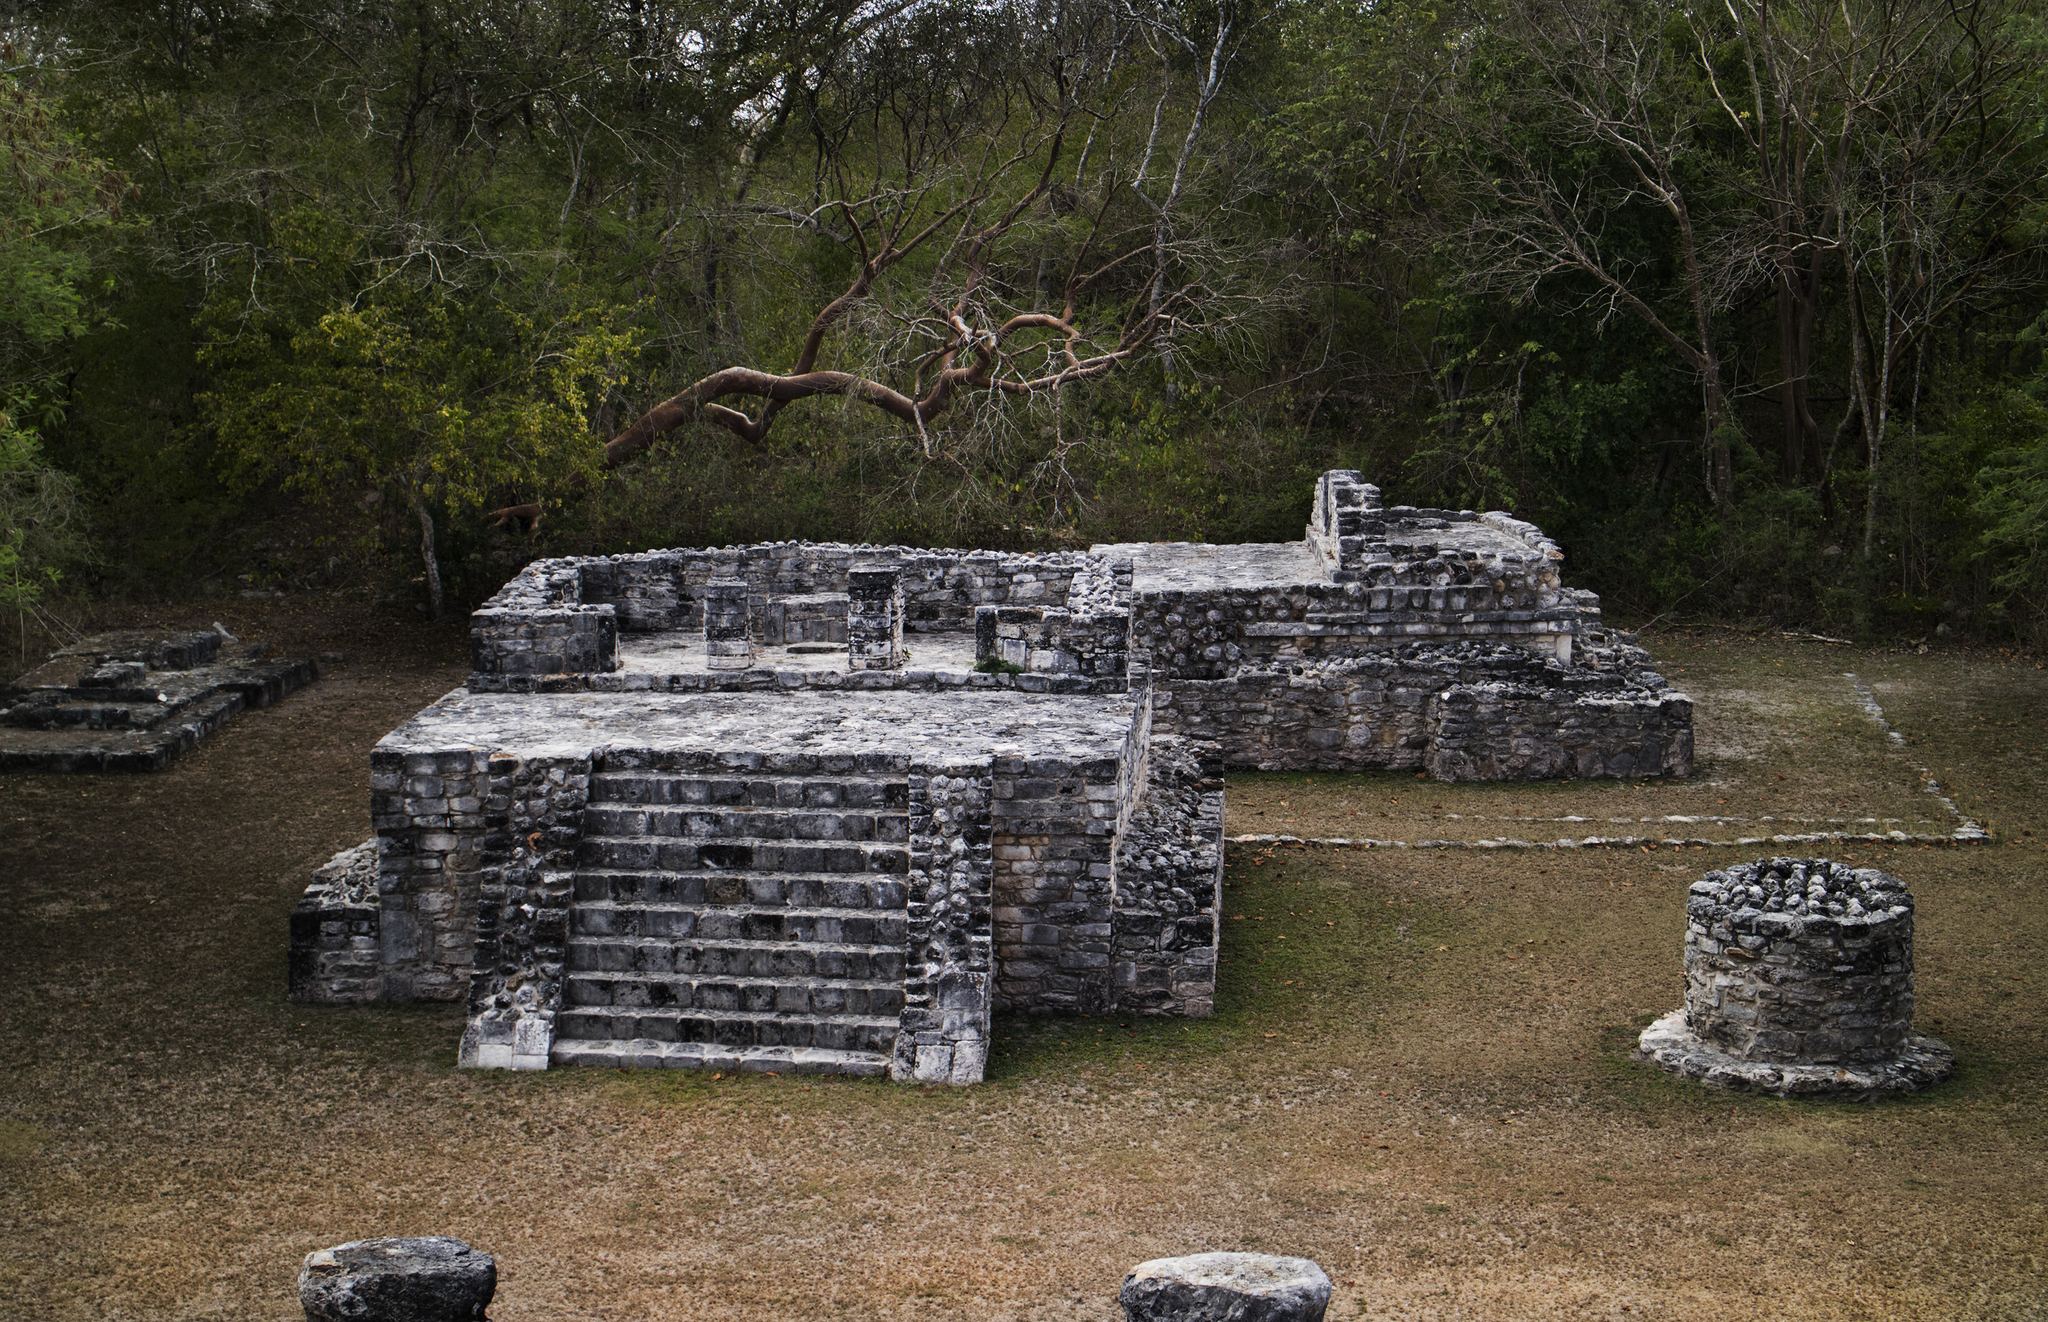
(2, 608, 2044, 1322)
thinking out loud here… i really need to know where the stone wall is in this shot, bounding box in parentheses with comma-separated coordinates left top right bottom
(1109, 738, 1222, 1017)
(894, 762, 996, 1084)
(458, 755, 590, 1070)
(976, 605, 1131, 676)
(469, 606, 619, 678)
(369, 749, 492, 1001)
(1306, 469, 1380, 580)
(990, 750, 1128, 1015)
(576, 552, 698, 632)
(763, 594, 848, 646)
(1149, 641, 1690, 777)
(1129, 576, 1584, 682)
(472, 544, 1117, 676)
(289, 841, 382, 1004)
(1425, 684, 1694, 781)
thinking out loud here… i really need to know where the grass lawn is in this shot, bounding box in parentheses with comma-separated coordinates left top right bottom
(2, 605, 2042, 1320)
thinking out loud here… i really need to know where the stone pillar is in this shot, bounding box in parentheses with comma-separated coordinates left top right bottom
(1636, 856, 1954, 1096)
(848, 568, 903, 671)
(703, 578, 754, 671)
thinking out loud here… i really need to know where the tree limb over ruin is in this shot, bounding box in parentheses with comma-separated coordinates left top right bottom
(489, 0, 1263, 537)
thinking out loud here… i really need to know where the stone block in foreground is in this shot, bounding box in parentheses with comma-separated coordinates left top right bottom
(1121, 1252, 1331, 1322)
(299, 1237, 495, 1322)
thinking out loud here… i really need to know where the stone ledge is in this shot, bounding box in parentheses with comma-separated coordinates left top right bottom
(1, 648, 317, 773)
(1633, 1009, 1955, 1098)
(549, 1038, 892, 1075)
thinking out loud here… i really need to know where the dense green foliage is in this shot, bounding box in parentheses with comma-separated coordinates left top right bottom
(3, 0, 2045, 640)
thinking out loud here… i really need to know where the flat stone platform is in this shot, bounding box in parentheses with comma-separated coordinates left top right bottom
(1094, 541, 1327, 592)
(614, 630, 982, 676)
(381, 687, 1141, 766)
(2, 629, 318, 772)
(1096, 521, 1550, 595)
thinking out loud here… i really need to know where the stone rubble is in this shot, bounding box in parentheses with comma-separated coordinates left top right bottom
(1120, 1253, 1331, 1322)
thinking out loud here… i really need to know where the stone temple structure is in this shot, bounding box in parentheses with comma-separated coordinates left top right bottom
(291, 471, 1692, 1084)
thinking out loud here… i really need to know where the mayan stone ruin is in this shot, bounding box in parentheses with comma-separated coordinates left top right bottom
(0, 627, 317, 772)
(1636, 856, 1955, 1097)
(291, 470, 1692, 1084)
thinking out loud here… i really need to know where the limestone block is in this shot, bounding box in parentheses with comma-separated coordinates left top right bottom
(848, 568, 904, 671)
(1120, 1253, 1331, 1322)
(703, 579, 754, 671)
(299, 1237, 495, 1322)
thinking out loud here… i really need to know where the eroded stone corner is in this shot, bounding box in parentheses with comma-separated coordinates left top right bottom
(893, 760, 996, 1085)
(457, 753, 591, 1071)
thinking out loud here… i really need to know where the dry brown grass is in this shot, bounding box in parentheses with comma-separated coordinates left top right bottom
(2, 611, 2044, 1321)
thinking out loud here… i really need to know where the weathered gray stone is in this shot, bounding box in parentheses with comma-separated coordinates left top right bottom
(299, 1237, 495, 1322)
(1120, 1253, 1331, 1322)
(1637, 857, 1954, 1097)
(320, 470, 1693, 1083)
(1, 628, 317, 772)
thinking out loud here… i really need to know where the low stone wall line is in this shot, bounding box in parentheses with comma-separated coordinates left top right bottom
(1225, 829, 1993, 851)
(1845, 672, 1988, 840)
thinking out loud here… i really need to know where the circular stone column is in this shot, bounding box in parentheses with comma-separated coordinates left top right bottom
(1636, 856, 1954, 1098)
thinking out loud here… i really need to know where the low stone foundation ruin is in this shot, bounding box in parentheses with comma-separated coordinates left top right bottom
(1636, 857, 1954, 1097)
(292, 471, 1691, 1084)
(1, 628, 317, 772)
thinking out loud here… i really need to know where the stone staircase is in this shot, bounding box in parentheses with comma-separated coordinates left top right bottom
(550, 764, 911, 1075)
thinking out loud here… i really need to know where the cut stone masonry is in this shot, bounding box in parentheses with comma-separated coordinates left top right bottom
(1636, 857, 1954, 1097)
(2, 627, 318, 772)
(294, 471, 1692, 1084)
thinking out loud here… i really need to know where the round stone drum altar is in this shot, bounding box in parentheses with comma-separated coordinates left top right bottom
(1636, 856, 1954, 1097)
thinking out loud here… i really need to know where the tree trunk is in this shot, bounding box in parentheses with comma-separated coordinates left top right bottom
(1775, 256, 1822, 485)
(1842, 240, 1880, 560)
(408, 488, 444, 621)
(1701, 354, 1735, 509)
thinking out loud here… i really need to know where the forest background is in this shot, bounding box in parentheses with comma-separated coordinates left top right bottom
(1, 0, 2045, 647)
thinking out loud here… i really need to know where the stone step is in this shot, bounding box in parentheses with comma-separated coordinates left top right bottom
(569, 900, 909, 946)
(563, 970, 904, 1017)
(574, 836, 908, 875)
(564, 935, 908, 981)
(548, 1038, 891, 1077)
(588, 772, 908, 811)
(581, 804, 908, 843)
(573, 869, 909, 910)
(555, 1006, 900, 1053)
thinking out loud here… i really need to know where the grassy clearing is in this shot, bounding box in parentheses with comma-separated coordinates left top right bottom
(1, 615, 2044, 1321)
